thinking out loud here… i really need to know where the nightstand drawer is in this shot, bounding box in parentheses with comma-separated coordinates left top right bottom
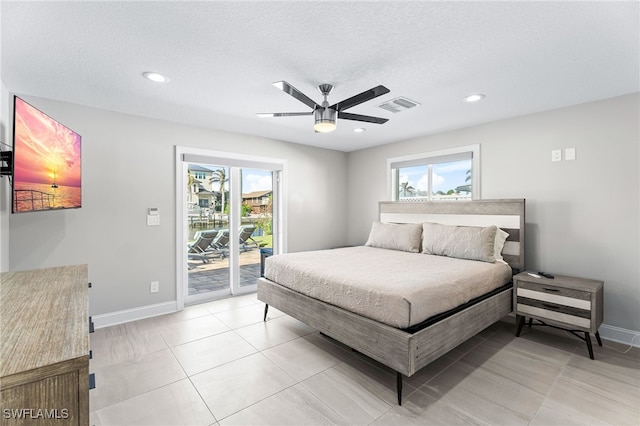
(517, 303, 591, 329)
(517, 296, 590, 318)
(518, 281, 591, 301)
(516, 287, 591, 310)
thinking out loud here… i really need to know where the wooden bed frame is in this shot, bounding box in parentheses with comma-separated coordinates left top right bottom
(257, 199, 525, 404)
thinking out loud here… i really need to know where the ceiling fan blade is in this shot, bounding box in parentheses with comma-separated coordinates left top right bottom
(257, 112, 313, 117)
(273, 81, 319, 110)
(331, 85, 390, 111)
(338, 111, 389, 124)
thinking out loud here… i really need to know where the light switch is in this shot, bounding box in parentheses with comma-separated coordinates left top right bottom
(147, 207, 160, 226)
(565, 148, 576, 161)
(551, 149, 562, 162)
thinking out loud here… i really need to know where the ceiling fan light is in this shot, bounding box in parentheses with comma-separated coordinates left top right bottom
(314, 108, 337, 133)
(314, 121, 336, 133)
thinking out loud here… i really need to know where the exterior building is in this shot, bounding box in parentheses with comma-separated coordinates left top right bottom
(187, 165, 216, 209)
(242, 190, 272, 214)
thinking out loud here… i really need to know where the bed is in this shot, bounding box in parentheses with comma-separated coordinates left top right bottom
(257, 199, 525, 404)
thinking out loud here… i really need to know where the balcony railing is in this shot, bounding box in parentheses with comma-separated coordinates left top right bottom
(14, 189, 56, 211)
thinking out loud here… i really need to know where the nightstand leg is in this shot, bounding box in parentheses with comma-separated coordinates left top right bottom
(263, 304, 269, 322)
(585, 332, 594, 360)
(528, 318, 533, 328)
(516, 315, 525, 337)
(595, 331, 603, 346)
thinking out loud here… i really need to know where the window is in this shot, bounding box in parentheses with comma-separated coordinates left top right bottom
(388, 145, 479, 201)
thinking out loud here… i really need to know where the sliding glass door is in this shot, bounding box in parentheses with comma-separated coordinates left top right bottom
(237, 168, 274, 291)
(186, 163, 231, 302)
(177, 148, 284, 307)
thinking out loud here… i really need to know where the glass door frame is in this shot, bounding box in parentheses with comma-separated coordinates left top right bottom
(175, 146, 286, 310)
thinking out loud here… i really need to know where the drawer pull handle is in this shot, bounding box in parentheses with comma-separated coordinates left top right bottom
(542, 287, 560, 293)
(542, 303, 559, 309)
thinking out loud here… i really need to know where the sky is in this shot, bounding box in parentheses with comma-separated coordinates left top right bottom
(196, 165, 272, 193)
(13, 97, 82, 187)
(242, 169, 272, 193)
(399, 160, 470, 194)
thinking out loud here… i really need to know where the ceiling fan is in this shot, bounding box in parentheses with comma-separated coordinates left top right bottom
(257, 81, 390, 133)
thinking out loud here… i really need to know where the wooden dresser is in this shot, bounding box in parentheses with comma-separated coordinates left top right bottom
(1, 265, 90, 425)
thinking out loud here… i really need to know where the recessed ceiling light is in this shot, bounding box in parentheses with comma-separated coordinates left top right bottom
(463, 94, 485, 103)
(142, 72, 169, 83)
(353, 128, 366, 133)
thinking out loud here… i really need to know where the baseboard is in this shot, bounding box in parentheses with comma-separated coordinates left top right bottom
(92, 301, 178, 329)
(598, 324, 640, 348)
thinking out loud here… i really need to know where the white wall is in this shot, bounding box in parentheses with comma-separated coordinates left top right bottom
(0, 4, 6, 272)
(0, 81, 9, 273)
(347, 94, 640, 333)
(0, 12, 12, 272)
(7, 96, 348, 316)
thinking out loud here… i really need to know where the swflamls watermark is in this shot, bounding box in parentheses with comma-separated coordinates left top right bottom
(2, 408, 69, 420)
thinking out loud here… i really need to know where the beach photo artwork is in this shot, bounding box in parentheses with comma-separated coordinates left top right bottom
(12, 97, 82, 213)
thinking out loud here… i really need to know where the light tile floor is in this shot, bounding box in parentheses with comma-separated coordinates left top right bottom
(90, 294, 640, 425)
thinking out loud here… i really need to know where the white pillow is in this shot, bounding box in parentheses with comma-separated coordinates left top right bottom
(365, 221, 422, 253)
(422, 222, 497, 263)
(494, 228, 510, 264)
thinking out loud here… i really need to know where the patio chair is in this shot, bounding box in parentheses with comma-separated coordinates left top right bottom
(238, 225, 259, 251)
(211, 229, 230, 258)
(187, 230, 218, 263)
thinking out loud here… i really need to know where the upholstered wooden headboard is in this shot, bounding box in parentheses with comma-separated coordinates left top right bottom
(378, 199, 525, 272)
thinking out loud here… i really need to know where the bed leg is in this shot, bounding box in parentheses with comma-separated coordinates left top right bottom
(263, 304, 269, 322)
(396, 372, 403, 406)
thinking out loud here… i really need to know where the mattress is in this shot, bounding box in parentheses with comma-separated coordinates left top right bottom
(264, 246, 512, 329)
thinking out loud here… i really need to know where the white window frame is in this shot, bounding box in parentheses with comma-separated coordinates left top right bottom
(387, 144, 480, 201)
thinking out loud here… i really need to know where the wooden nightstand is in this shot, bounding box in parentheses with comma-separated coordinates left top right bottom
(513, 271, 604, 359)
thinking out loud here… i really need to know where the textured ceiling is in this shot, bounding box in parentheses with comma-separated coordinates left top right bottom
(1, 1, 638, 152)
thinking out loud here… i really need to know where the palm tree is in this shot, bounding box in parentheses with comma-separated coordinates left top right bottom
(210, 168, 228, 214)
(455, 169, 472, 194)
(399, 181, 415, 197)
(186, 170, 196, 205)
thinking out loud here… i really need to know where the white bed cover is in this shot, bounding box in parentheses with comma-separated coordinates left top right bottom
(264, 246, 512, 329)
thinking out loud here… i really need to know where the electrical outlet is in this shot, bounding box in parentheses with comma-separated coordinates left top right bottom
(150, 281, 159, 293)
(551, 149, 562, 162)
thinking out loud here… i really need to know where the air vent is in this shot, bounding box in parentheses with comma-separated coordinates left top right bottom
(378, 97, 421, 113)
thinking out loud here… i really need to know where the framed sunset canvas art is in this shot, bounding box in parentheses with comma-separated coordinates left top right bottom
(12, 96, 82, 213)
